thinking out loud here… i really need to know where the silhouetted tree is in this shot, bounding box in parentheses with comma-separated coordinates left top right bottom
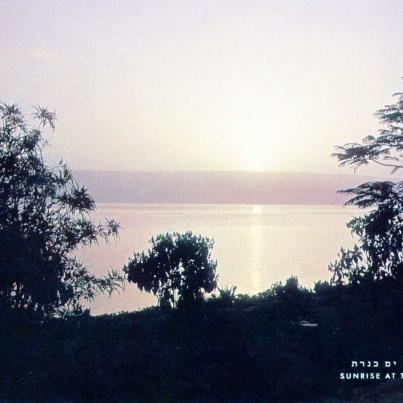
(124, 231, 217, 309)
(330, 89, 403, 284)
(0, 103, 123, 318)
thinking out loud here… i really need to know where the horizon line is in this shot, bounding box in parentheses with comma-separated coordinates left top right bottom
(73, 169, 387, 178)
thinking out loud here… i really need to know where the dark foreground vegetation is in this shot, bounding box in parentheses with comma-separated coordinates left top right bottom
(2, 277, 403, 401)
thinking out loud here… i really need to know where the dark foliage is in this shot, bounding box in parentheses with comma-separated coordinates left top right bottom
(330, 90, 403, 284)
(0, 103, 123, 318)
(332, 92, 403, 173)
(2, 277, 403, 401)
(124, 231, 217, 309)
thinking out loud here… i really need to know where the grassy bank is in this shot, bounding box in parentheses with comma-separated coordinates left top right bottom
(1, 278, 403, 401)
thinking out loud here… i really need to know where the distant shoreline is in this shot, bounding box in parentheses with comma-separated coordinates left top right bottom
(75, 170, 387, 205)
(94, 201, 358, 207)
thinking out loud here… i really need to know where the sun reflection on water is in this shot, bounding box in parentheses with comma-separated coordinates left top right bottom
(252, 205, 263, 214)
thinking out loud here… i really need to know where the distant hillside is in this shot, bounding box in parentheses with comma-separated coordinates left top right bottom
(74, 170, 387, 205)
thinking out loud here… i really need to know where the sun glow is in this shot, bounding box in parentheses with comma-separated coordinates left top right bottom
(252, 205, 263, 214)
(240, 138, 269, 172)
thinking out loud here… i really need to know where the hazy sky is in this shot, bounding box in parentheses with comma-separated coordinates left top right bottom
(1, 0, 403, 174)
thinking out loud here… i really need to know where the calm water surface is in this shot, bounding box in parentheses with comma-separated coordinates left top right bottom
(79, 204, 360, 315)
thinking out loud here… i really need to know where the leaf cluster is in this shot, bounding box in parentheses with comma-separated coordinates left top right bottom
(0, 103, 123, 317)
(330, 89, 403, 284)
(332, 92, 403, 173)
(124, 231, 217, 309)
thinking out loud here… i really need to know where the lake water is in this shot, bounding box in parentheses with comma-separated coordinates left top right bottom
(79, 203, 360, 315)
